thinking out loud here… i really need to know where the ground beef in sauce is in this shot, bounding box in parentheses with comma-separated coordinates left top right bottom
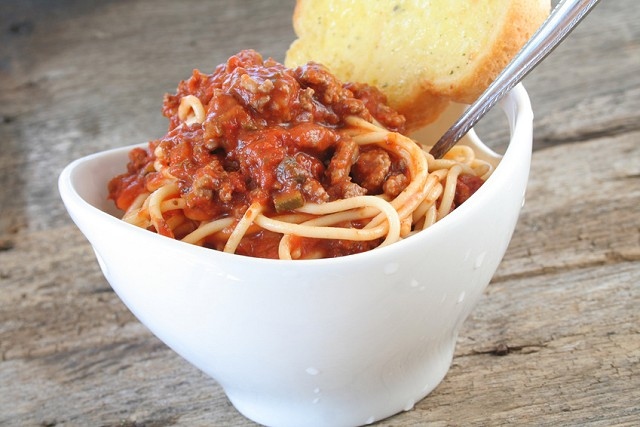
(108, 50, 482, 259)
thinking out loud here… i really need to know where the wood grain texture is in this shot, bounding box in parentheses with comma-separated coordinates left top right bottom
(1, 0, 638, 426)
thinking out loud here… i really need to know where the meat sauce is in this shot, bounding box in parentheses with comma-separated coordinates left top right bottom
(108, 50, 483, 259)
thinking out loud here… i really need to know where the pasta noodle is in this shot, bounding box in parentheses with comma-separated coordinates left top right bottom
(108, 50, 493, 260)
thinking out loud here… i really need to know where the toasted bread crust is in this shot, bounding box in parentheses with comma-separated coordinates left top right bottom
(445, 0, 551, 104)
(286, 0, 550, 130)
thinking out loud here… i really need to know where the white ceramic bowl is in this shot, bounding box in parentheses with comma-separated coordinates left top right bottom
(59, 84, 532, 427)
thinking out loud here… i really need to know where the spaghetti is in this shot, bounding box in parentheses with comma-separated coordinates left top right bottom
(108, 50, 492, 259)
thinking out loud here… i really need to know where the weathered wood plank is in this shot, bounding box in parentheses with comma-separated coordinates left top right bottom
(497, 131, 640, 281)
(1, 132, 637, 426)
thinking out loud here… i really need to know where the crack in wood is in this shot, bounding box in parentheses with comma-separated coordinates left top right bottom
(536, 120, 640, 149)
(459, 342, 548, 358)
(492, 251, 640, 284)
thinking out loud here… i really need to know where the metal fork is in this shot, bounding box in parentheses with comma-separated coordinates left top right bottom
(429, 0, 601, 159)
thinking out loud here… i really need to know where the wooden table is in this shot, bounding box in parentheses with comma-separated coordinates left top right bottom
(1, 1, 638, 425)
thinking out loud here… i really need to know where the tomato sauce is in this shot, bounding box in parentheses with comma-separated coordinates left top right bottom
(108, 50, 483, 259)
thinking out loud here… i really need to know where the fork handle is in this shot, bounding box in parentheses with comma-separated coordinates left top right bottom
(429, 0, 601, 159)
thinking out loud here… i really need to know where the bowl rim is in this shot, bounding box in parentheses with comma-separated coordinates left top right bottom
(58, 84, 533, 268)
